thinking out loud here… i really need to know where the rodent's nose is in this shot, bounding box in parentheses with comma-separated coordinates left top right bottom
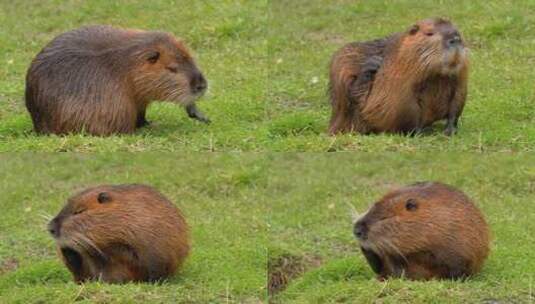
(191, 72, 207, 94)
(48, 218, 61, 238)
(447, 36, 461, 47)
(353, 221, 368, 240)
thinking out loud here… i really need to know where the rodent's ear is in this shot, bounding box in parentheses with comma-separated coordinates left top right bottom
(97, 192, 112, 204)
(405, 198, 418, 211)
(146, 51, 160, 64)
(408, 24, 419, 35)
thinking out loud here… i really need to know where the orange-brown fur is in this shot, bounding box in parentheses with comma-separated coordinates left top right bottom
(48, 184, 190, 283)
(26, 25, 208, 136)
(329, 18, 468, 135)
(353, 182, 489, 280)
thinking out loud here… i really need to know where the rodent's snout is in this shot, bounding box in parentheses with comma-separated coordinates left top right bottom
(447, 36, 461, 47)
(443, 30, 462, 49)
(190, 71, 207, 95)
(48, 217, 61, 238)
(353, 220, 368, 240)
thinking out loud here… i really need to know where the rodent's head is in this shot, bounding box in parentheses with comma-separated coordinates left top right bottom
(47, 185, 155, 268)
(130, 33, 207, 105)
(353, 182, 464, 259)
(400, 18, 467, 75)
(355, 184, 429, 247)
(48, 186, 121, 243)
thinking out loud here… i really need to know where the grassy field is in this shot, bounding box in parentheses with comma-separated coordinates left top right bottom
(1, 0, 533, 151)
(0, 154, 268, 303)
(267, 153, 535, 303)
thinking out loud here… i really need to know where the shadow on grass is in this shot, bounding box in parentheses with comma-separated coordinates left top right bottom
(0, 259, 189, 292)
(0, 112, 209, 141)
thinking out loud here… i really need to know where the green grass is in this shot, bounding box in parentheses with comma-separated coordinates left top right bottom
(267, 153, 535, 303)
(0, 154, 268, 303)
(1, 0, 534, 151)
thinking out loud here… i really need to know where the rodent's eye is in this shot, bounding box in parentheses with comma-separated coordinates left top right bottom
(97, 192, 112, 204)
(147, 51, 160, 64)
(425, 32, 435, 37)
(409, 25, 419, 35)
(405, 199, 418, 211)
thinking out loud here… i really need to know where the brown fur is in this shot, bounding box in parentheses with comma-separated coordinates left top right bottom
(353, 182, 490, 280)
(26, 25, 208, 136)
(329, 18, 468, 135)
(48, 184, 190, 283)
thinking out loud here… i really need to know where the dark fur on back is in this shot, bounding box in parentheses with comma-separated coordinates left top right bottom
(328, 35, 398, 134)
(25, 25, 206, 135)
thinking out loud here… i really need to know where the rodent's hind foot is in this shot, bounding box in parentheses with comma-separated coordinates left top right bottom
(136, 119, 151, 128)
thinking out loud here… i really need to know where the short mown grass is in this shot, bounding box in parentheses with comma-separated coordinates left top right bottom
(0, 154, 268, 303)
(267, 153, 534, 303)
(1, 0, 533, 151)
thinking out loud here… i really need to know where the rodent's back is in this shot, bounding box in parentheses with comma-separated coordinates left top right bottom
(43, 26, 138, 53)
(25, 26, 140, 134)
(328, 34, 401, 134)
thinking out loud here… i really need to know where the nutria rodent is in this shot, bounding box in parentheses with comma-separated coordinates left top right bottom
(48, 184, 189, 283)
(26, 25, 209, 136)
(352, 182, 489, 280)
(329, 18, 468, 136)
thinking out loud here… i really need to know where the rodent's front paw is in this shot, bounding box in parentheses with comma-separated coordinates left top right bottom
(194, 115, 211, 124)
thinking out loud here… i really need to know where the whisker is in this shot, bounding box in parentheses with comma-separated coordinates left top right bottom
(73, 232, 105, 260)
(380, 238, 408, 264)
(345, 201, 360, 224)
(38, 212, 53, 221)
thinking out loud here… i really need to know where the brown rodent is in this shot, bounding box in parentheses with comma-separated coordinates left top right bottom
(353, 182, 489, 280)
(329, 18, 468, 136)
(26, 25, 209, 136)
(48, 184, 189, 283)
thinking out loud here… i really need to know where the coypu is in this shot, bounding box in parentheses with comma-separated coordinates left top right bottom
(352, 182, 489, 280)
(26, 25, 208, 136)
(329, 18, 468, 135)
(48, 184, 189, 283)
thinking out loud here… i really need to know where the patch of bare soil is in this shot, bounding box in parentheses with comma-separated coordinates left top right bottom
(0, 257, 19, 274)
(268, 253, 322, 297)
